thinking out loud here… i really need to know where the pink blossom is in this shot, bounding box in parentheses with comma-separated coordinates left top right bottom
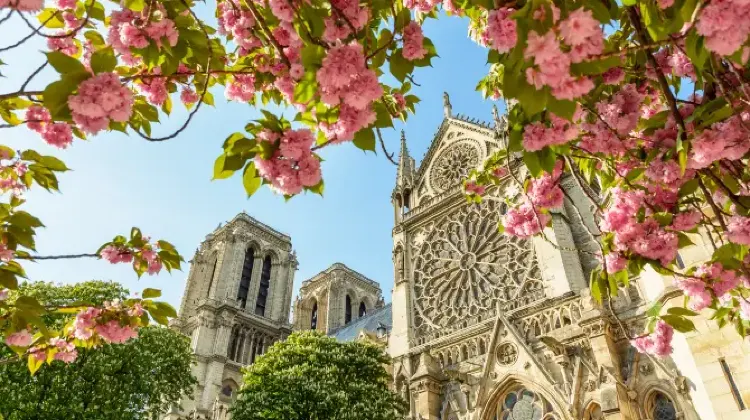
(95, 320, 139, 344)
(180, 87, 200, 105)
(403, 0, 441, 12)
(55, 0, 76, 8)
(100, 245, 134, 264)
(41, 123, 74, 149)
(503, 202, 551, 238)
(604, 252, 627, 273)
(29, 346, 46, 362)
(322, 0, 369, 41)
(528, 171, 563, 208)
(465, 181, 486, 195)
(147, 259, 163, 275)
(522, 114, 577, 151)
(255, 128, 322, 195)
(727, 216, 750, 245)
(137, 77, 168, 106)
(403, 22, 427, 61)
(631, 320, 673, 357)
(559, 9, 601, 47)
(0, 0, 43, 11)
(50, 337, 78, 363)
(225, 74, 256, 102)
(602, 67, 625, 85)
(317, 43, 382, 111)
(487, 8, 517, 53)
(740, 299, 750, 321)
(268, 0, 295, 22)
(47, 35, 79, 56)
(319, 104, 376, 143)
(689, 116, 750, 169)
(393, 93, 406, 111)
(671, 211, 701, 231)
(532, 3, 560, 22)
(657, 0, 674, 8)
(25, 105, 50, 133)
(72, 307, 101, 340)
(676, 277, 713, 311)
(492, 167, 508, 178)
(107, 8, 179, 57)
(128, 303, 144, 317)
(5, 329, 33, 347)
(0, 289, 8, 301)
(696, 0, 750, 56)
(68, 72, 134, 134)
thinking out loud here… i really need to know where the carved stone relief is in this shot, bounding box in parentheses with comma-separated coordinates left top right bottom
(495, 342, 519, 366)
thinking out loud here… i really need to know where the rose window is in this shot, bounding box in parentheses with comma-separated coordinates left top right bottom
(412, 201, 545, 336)
(430, 142, 480, 193)
(492, 388, 559, 420)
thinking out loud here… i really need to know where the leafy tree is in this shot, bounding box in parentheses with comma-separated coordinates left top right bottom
(0, 280, 197, 419)
(231, 331, 406, 420)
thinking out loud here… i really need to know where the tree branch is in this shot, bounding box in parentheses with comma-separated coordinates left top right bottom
(375, 127, 397, 165)
(244, 0, 291, 68)
(16, 253, 99, 260)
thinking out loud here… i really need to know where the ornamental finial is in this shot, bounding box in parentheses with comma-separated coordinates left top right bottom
(443, 92, 452, 118)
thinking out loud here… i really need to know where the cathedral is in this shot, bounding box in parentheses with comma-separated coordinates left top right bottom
(167, 95, 750, 420)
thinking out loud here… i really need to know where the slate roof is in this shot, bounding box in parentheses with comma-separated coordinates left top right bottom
(330, 303, 392, 342)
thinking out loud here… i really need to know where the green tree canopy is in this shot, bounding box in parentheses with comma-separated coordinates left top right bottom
(0, 281, 197, 420)
(232, 331, 406, 420)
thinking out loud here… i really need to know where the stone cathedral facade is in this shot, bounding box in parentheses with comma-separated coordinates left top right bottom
(169, 95, 750, 420)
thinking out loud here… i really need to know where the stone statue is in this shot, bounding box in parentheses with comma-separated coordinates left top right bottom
(394, 248, 404, 283)
(443, 92, 452, 117)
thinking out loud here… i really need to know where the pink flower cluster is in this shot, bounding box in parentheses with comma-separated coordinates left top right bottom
(676, 263, 747, 311)
(0, 243, 15, 262)
(137, 76, 168, 106)
(671, 210, 701, 231)
(524, 8, 602, 100)
(600, 188, 678, 266)
(100, 242, 163, 275)
(217, 1, 260, 54)
(68, 72, 134, 134)
(403, 0, 441, 12)
(5, 329, 33, 347)
(71, 303, 139, 344)
(503, 201, 551, 238)
(579, 85, 645, 156)
(727, 216, 750, 245)
(0, 0, 42, 11)
(522, 113, 579, 151)
(47, 34, 79, 56)
(688, 115, 750, 169)
(181, 87, 200, 105)
(465, 181, 486, 195)
(403, 22, 427, 61)
(95, 320, 139, 344)
(25, 105, 74, 149)
(269, 0, 295, 22)
(323, 0, 369, 42)
(50, 338, 78, 363)
(225, 74, 256, 102)
(631, 320, 673, 357)
(108, 8, 179, 60)
(72, 307, 101, 340)
(696, 0, 750, 56)
(316, 43, 382, 142)
(603, 252, 627, 273)
(255, 129, 322, 195)
(487, 8, 517, 53)
(527, 163, 564, 208)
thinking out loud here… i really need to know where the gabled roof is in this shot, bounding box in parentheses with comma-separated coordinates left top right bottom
(330, 303, 392, 342)
(300, 262, 381, 291)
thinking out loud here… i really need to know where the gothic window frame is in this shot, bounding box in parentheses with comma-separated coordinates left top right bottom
(489, 385, 560, 420)
(206, 254, 219, 299)
(255, 255, 272, 317)
(311, 300, 318, 330)
(237, 247, 256, 309)
(358, 301, 367, 318)
(345, 294, 353, 324)
(644, 389, 679, 420)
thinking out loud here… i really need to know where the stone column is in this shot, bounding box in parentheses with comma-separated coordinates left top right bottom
(410, 351, 445, 420)
(200, 360, 225, 412)
(264, 261, 281, 320)
(247, 255, 263, 312)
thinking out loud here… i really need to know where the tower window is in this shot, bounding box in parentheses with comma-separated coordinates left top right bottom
(311, 302, 318, 330)
(206, 258, 219, 298)
(359, 301, 367, 318)
(345, 295, 352, 324)
(237, 249, 255, 309)
(720, 358, 746, 410)
(255, 256, 272, 317)
(227, 327, 240, 361)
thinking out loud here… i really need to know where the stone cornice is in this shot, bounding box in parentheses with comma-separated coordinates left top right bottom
(206, 213, 292, 251)
(300, 262, 381, 292)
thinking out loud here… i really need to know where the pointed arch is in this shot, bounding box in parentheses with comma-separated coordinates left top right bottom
(255, 255, 272, 317)
(310, 300, 318, 330)
(237, 247, 255, 309)
(345, 294, 352, 324)
(358, 300, 367, 318)
(480, 374, 567, 420)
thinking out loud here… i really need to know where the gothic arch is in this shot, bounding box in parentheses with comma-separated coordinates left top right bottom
(262, 248, 282, 264)
(480, 375, 569, 420)
(220, 378, 239, 400)
(640, 385, 681, 420)
(582, 401, 603, 420)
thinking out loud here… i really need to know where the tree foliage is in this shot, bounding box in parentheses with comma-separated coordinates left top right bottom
(231, 331, 407, 420)
(0, 281, 196, 419)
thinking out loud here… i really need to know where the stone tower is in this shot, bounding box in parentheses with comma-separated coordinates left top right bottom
(293, 263, 384, 334)
(169, 213, 297, 418)
(387, 95, 703, 420)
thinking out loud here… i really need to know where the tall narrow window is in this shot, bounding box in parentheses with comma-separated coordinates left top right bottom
(206, 258, 219, 298)
(255, 256, 272, 316)
(359, 301, 367, 318)
(227, 328, 239, 361)
(345, 295, 352, 324)
(311, 301, 318, 330)
(720, 358, 746, 410)
(237, 249, 255, 309)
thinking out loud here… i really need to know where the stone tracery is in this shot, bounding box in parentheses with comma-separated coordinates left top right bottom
(429, 141, 481, 193)
(412, 200, 546, 338)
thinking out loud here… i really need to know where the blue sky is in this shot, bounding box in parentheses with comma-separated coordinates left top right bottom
(0, 13, 499, 315)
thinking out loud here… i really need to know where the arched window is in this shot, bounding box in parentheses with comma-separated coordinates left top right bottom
(479, 339, 486, 355)
(345, 295, 352, 324)
(583, 403, 603, 420)
(460, 345, 468, 361)
(221, 385, 234, 397)
(648, 392, 677, 420)
(311, 301, 318, 330)
(359, 301, 367, 317)
(206, 257, 219, 298)
(494, 387, 559, 420)
(255, 255, 272, 317)
(237, 249, 255, 309)
(227, 327, 240, 361)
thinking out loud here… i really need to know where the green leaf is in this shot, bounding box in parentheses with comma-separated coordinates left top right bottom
(523, 151, 543, 177)
(301, 44, 326, 68)
(213, 155, 240, 180)
(546, 97, 576, 120)
(142, 288, 162, 299)
(42, 80, 78, 119)
(123, 0, 145, 12)
(307, 180, 324, 196)
(646, 301, 663, 317)
(37, 8, 65, 28)
(242, 162, 262, 197)
(667, 307, 698, 317)
(293, 73, 317, 104)
(352, 128, 376, 152)
(90, 47, 117, 74)
(46, 52, 87, 75)
(661, 314, 696, 333)
(389, 50, 414, 82)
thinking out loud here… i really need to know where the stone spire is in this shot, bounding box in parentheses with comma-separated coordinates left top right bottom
(394, 130, 415, 191)
(443, 91, 452, 118)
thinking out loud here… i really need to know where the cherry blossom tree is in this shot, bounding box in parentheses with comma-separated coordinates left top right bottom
(0, 0, 749, 368)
